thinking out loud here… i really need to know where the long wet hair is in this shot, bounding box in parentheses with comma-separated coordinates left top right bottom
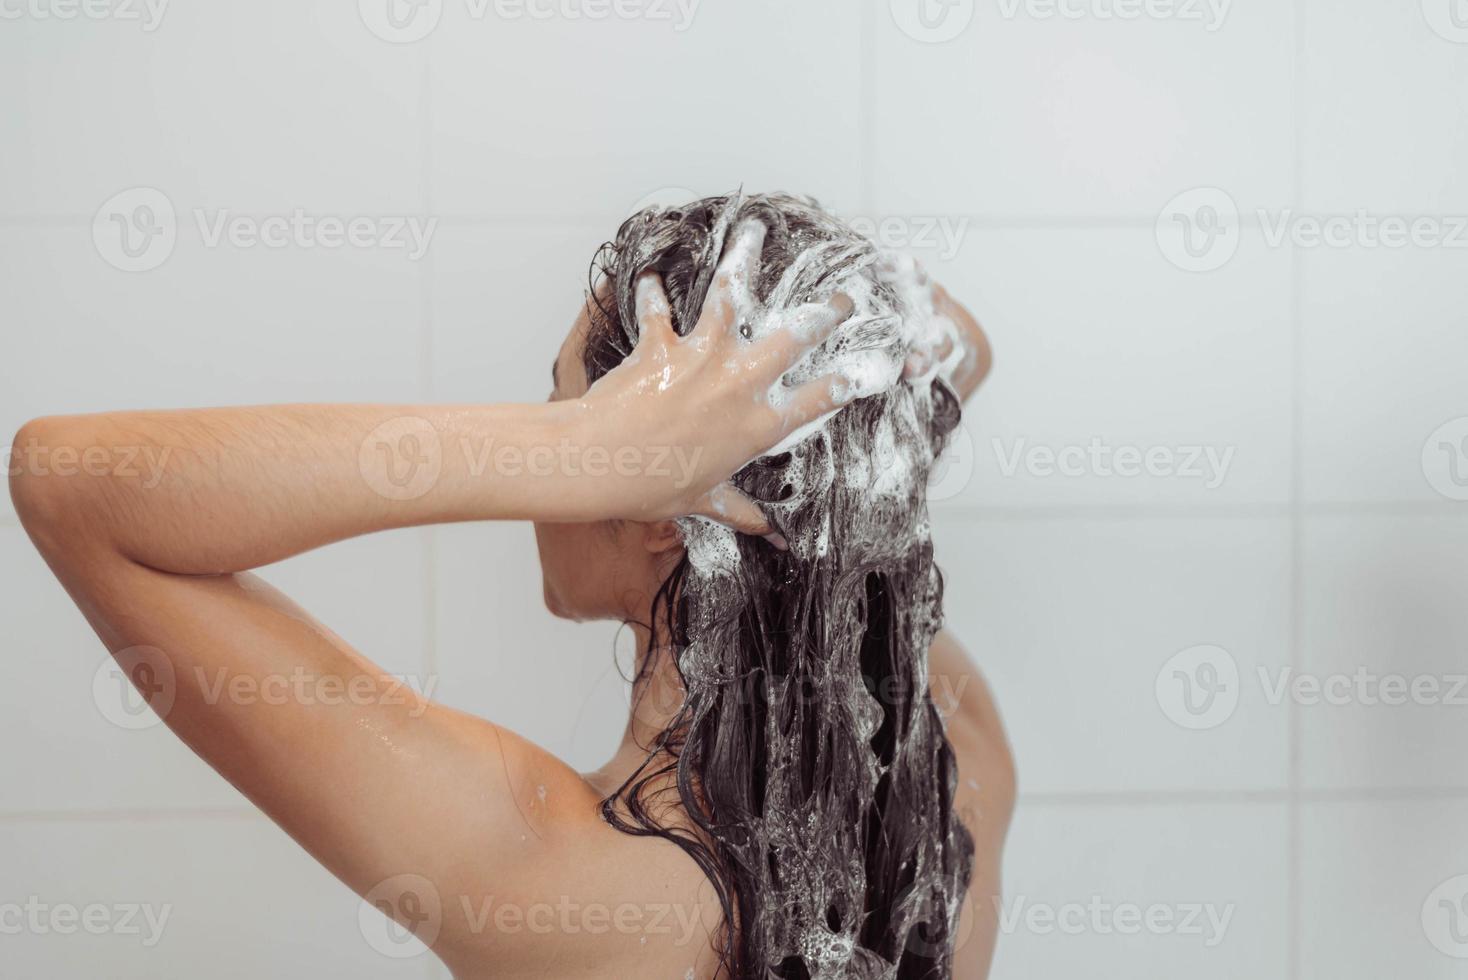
(584, 193, 973, 979)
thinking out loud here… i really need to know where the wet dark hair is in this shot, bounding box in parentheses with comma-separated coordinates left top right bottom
(585, 193, 973, 979)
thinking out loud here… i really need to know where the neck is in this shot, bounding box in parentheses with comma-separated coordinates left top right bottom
(585, 620, 689, 798)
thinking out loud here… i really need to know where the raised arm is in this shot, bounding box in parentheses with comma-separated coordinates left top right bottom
(12, 227, 857, 575)
(934, 281, 994, 402)
(7, 222, 858, 974)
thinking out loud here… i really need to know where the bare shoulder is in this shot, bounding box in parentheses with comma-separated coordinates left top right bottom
(436, 733, 724, 979)
(445, 631, 1014, 978)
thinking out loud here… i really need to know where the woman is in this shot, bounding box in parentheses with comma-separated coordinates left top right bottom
(11, 194, 1012, 979)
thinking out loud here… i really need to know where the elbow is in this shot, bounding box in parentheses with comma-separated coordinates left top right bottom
(958, 304, 993, 393)
(971, 326, 993, 390)
(9, 416, 100, 557)
(11, 418, 62, 536)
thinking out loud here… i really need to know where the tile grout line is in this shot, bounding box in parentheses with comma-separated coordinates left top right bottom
(421, 42, 439, 980)
(0, 212, 1373, 229)
(929, 500, 1468, 521)
(420, 38, 439, 695)
(1287, 0, 1308, 975)
(0, 807, 263, 823)
(859, 1, 876, 213)
(419, 37, 436, 408)
(1018, 786, 1468, 807)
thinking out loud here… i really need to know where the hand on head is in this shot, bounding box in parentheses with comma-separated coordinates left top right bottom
(576, 218, 855, 539)
(876, 253, 991, 398)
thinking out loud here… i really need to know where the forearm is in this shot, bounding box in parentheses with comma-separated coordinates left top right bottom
(936, 287, 992, 404)
(9, 402, 587, 575)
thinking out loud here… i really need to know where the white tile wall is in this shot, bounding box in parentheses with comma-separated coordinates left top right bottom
(991, 802, 1290, 979)
(924, 225, 1294, 508)
(0, 524, 429, 813)
(428, 222, 607, 404)
(1299, 799, 1468, 980)
(431, 520, 625, 771)
(1300, 0, 1468, 215)
(870, 1, 1296, 219)
(1301, 244, 1468, 504)
(1299, 515, 1468, 791)
(934, 513, 1292, 795)
(427, 0, 866, 221)
(0, 814, 425, 979)
(0, 226, 425, 522)
(0, 525, 240, 813)
(0, 2, 424, 215)
(5, 1, 1467, 977)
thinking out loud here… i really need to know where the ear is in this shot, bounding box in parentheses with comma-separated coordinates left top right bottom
(640, 519, 684, 556)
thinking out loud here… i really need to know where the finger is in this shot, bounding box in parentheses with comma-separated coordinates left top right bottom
(932, 326, 957, 360)
(782, 352, 899, 428)
(695, 483, 776, 541)
(787, 292, 854, 350)
(740, 292, 854, 387)
(902, 349, 933, 380)
(634, 271, 676, 345)
(714, 217, 766, 287)
(696, 219, 767, 340)
(903, 328, 955, 380)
